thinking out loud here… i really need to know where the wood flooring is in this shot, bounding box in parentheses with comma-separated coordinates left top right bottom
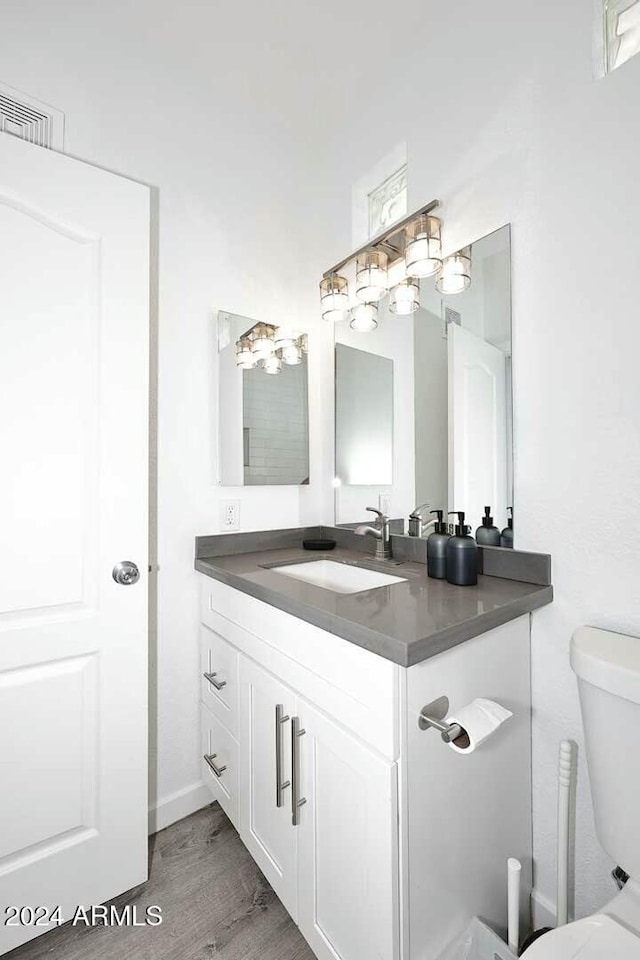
(6, 803, 315, 960)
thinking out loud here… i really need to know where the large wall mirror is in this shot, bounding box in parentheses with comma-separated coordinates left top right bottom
(217, 311, 309, 485)
(334, 224, 514, 540)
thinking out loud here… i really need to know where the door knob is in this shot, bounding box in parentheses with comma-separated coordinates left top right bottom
(112, 561, 140, 586)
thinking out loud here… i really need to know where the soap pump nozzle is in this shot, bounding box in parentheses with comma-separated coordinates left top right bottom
(481, 506, 494, 527)
(506, 506, 513, 529)
(429, 509, 448, 534)
(448, 510, 470, 537)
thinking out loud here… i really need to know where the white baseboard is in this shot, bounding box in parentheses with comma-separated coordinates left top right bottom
(148, 780, 212, 835)
(531, 888, 556, 931)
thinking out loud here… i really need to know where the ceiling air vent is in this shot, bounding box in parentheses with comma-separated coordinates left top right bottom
(0, 82, 64, 150)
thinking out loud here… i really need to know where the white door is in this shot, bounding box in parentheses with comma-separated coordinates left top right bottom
(448, 323, 508, 532)
(297, 699, 399, 960)
(239, 658, 297, 917)
(0, 133, 149, 954)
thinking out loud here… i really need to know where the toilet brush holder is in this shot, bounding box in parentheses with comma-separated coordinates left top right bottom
(435, 918, 518, 960)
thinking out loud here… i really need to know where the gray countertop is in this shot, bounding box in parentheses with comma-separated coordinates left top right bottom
(195, 544, 553, 667)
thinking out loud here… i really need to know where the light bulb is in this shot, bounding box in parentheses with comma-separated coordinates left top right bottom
(355, 250, 389, 302)
(389, 279, 420, 315)
(350, 302, 378, 332)
(405, 215, 442, 279)
(320, 275, 349, 322)
(435, 249, 472, 295)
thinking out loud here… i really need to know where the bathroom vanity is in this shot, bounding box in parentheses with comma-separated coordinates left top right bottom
(195, 528, 552, 960)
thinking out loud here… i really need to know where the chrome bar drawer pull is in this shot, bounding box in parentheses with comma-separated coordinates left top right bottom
(203, 670, 227, 691)
(275, 704, 291, 808)
(291, 716, 306, 826)
(204, 753, 227, 778)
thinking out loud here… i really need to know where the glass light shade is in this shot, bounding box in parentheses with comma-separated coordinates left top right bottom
(235, 336, 256, 369)
(274, 326, 298, 350)
(350, 302, 378, 333)
(262, 353, 282, 374)
(405, 215, 442, 278)
(355, 250, 389, 302)
(435, 248, 472, 295)
(282, 343, 303, 365)
(389, 278, 420, 315)
(251, 323, 276, 359)
(320, 275, 349, 322)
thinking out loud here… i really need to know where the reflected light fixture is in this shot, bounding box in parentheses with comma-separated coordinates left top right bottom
(250, 322, 277, 359)
(262, 352, 283, 375)
(320, 274, 349, 322)
(350, 302, 378, 333)
(276, 328, 307, 365)
(405, 215, 442, 278)
(235, 336, 256, 369)
(435, 247, 472, 294)
(355, 250, 389, 302)
(389, 278, 420, 315)
(236, 322, 307, 374)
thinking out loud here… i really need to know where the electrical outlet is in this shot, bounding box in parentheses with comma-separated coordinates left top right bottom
(379, 495, 392, 516)
(220, 499, 240, 532)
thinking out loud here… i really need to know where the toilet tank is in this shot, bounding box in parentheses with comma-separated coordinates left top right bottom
(571, 627, 640, 878)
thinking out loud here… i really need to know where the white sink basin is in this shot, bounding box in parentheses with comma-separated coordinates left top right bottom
(271, 559, 407, 594)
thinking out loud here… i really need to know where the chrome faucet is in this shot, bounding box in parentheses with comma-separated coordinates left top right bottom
(408, 503, 437, 538)
(355, 507, 392, 561)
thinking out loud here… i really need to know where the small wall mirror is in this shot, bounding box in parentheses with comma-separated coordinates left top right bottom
(217, 310, 309, 485)
(334, 224, 513, 540)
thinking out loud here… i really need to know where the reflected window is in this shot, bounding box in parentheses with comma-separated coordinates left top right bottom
(605, 0, 640, 73)
(368, 165, 407, 238)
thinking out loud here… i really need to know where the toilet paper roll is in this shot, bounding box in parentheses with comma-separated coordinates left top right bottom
(446, 698, 513, 754)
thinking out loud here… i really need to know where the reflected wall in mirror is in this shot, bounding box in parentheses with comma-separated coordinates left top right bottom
(217, 310, 309, 485)
(334, 224, 514, 541)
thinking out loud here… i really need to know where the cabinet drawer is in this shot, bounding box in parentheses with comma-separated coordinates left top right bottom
(200, 624, 239, 736)
(201, 703, 238, 827)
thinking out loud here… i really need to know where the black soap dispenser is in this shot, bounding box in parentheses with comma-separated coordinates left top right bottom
(476, 506, 501, 546)
(446, 511, 478, 586)
(426, 510, 451, 580)
(501, 507, 514, 549)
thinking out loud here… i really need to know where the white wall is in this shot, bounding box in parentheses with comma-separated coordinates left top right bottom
(4, 0, 640, 921)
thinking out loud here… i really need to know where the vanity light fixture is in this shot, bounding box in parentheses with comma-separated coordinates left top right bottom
(319, 199, 476, 331)
(350, 302, 379, 332)
(355, 250, 389, 302)
(405, 215, 442, 278)
(320, 274, 349, 322)
(235, 336, 257, 369)
(389, 278, 420, 315)
(435, 247, 472, 295)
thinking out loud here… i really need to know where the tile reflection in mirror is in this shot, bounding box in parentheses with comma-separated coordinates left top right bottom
(333, 224, 513, 542)
(217, 310, 309, 486)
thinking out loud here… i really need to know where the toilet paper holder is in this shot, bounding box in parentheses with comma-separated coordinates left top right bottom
(418, 696, 463, 743)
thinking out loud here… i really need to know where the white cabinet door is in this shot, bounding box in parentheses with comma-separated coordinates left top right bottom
(239, 658, 298, 918)
(296, 699, 399, 960)
(0, 134, 149, 955)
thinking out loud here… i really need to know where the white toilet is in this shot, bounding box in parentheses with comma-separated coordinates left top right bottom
(527, 626, 640, 958)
